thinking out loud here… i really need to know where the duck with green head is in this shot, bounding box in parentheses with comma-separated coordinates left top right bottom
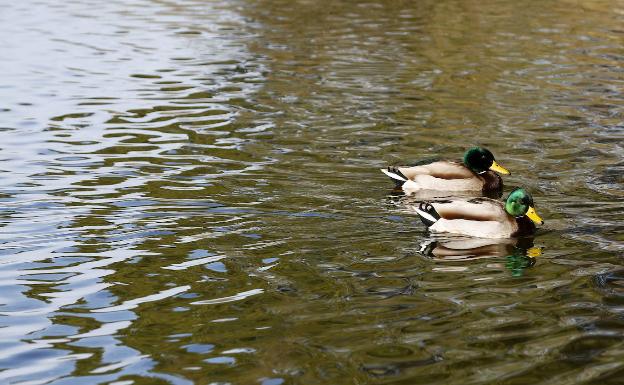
(413, 188, 544, 238)
(382, 147, 510, 196)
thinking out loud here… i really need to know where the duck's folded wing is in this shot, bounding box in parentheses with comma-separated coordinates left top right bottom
(398, 161, 475, 180)
(431, 199, 507, 221)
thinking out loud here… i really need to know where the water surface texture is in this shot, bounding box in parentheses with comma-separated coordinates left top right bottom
(1, 0, 624, 384)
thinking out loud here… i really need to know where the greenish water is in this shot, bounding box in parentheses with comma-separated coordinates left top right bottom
(1, 0, 624, 384)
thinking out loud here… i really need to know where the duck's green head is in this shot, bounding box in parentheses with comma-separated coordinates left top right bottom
(463, 147, 510, 175)
(505, 188, 544, 225)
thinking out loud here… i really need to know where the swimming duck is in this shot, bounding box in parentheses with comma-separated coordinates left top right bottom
(382, 147, 510, 195)
(413, 188, 544, 238)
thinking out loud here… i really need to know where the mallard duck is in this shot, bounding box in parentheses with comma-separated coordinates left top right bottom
(413, 188, 544, 238)
(382, 147, 510, 195)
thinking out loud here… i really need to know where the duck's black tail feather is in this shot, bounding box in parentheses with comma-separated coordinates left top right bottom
(413, 202, 440, 227)
(418, 240, 438, 257)
(381, 166, 408, 187)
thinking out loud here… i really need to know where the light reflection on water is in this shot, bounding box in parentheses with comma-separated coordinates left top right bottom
(1, 0, 624, 384)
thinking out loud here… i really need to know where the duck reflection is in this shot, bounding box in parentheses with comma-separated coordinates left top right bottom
(419, 236, 541, 277)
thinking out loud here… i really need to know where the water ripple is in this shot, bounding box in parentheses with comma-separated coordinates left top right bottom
(1, 0, 624, 384)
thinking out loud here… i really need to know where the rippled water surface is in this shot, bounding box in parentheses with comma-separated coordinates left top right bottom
(1, 0, 624, 384)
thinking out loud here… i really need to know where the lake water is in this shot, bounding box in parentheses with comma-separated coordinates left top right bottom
(1, 0, 624, 384)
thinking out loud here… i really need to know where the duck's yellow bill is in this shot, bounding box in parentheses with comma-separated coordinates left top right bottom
(526, 206, 544, 225)
(527, 246, 542, 258)
(489, 161, 510, 175)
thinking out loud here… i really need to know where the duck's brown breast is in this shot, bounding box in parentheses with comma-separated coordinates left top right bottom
(480, 171, 503, 197)
(512, 216, 536, 237)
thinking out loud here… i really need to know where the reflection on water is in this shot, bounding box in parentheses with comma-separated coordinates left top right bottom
(419, 235, 540, 276)
(1, 0, 624, 384)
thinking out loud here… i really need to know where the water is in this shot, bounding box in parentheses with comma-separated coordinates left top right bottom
(1, 0, 623, 384)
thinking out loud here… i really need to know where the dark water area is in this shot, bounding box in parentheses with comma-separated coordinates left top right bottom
(1, 0, 624, 384)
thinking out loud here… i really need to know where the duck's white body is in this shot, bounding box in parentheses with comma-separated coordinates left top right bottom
(382, 161, 500, 194)
(414, 198, 533, 239)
